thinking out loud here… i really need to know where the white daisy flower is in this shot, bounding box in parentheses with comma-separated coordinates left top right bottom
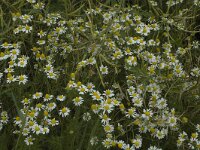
(33, 92, 43, 99)
(59, 107, 70, 117)
(56, 95, 66, 101)
(100, 65, 108, 75)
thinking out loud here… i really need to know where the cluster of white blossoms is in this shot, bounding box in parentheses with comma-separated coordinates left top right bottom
(177, 124, 200, 149)
(66, 79, 178, 149)
(0, 0, 199, 149)
(0, 42, 29, 84)
(166, 0, 184, 7)
(13, 92, 70, 145)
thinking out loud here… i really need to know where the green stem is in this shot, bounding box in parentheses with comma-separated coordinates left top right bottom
(95, 62, 106, 88)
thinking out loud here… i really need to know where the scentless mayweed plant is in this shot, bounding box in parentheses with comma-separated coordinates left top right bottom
(0, 0, 200, 149)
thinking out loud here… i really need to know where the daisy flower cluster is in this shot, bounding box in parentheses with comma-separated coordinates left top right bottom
(177, 124, 200, 149)
(13, 92, 70, 145)
(0, 0, 199, 149)
(65, 3, 199, 149)
(67, 79, 177, 149)
(0, 42, 29, 84)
